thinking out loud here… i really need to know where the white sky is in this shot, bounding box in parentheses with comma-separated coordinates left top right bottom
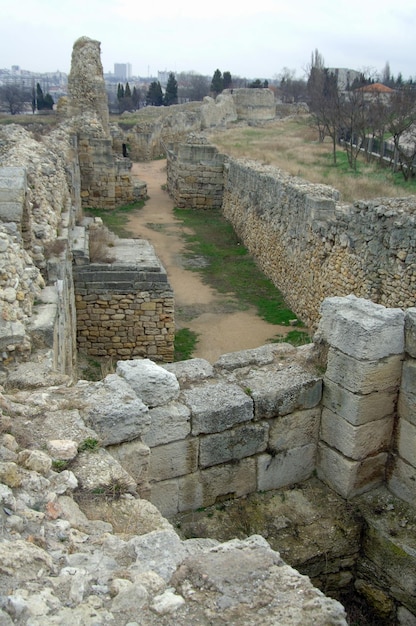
(0, 0, 414, 80)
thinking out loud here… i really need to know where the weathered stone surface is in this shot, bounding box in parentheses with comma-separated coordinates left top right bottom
(323, 378, 397, 425)
(214, 343, 296, 371)
(317, 442, 387, 498)
(325, 349, 402, 394)
(178, 458, 257, 513)
(129, 529, 187, 581)
(163, 358, 214, 384)
(107, 439, 150, 486)
(149, 439, 199, 481)
(79, 373, 150, 445)
(257, 444, 316, 491)
(116, 359, 180, 407)
(70, 447, 137, 494)
(143, 401, 191, 447)
(320, 409, 393, 460)
(0, 539, 53, 581)
(268, 408, 321, 451)
(17, 449, 52, 475)
(317, 295, 404, 359)
(388, 455, 416, 505)
(182, 381, 253, 435)
(396, 418, 416, 468)
(46, 439, 78, 460)
(199, 422, 268, 468)
(404, 308, 416, 358)
(242, 365, 322, 419)
(398, 360, 416, 426)
(171, 535, 348, 625)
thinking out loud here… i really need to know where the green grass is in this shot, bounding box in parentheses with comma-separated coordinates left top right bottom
(85, 200, 145, 237)
(174, 328, 199, 361)
(174, 207, 297, 326)
(273, 329, 312, 347)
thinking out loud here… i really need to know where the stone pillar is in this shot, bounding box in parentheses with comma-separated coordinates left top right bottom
(316, 295, 404, 498)
(388, 308, 416, 504)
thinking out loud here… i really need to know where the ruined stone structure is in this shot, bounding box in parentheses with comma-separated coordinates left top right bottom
(73, 238, 174, 361)
(68, 37, 139, 209)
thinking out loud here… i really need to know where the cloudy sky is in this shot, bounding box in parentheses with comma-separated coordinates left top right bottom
(0, 0, 414, 81)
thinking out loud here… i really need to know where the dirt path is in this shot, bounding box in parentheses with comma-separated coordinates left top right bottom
(128, 160, 286, 363)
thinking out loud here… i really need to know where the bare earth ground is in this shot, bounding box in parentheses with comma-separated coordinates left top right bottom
(128, 160, 287, 363)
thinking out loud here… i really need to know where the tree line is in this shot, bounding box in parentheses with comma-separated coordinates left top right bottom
(307, 50, 416, 180)
(0, 82, 54, 115)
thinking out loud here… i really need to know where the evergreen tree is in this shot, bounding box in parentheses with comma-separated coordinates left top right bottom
(43, 93, 54, 110)
(36, 83, 44, 110)
(132, 86, 140, 109)
(223, 71, 232, 90)
(146, 81, 164, 106)
(117, 83, 125, 100)
(125, 82, 131, 98)
(164, 72, 178, 106)
(210, 69, 223, 96)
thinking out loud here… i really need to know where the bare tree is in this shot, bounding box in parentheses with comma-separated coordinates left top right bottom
(0, 83, 31, 115)
(339, 89, 369, 170)
(387, 87, 416, 180)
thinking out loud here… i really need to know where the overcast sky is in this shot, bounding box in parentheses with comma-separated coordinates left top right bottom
(1, 0, 414, 81)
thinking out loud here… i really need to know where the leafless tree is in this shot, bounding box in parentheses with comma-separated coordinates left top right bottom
(0, 83, 31, 115)
(387, 87, 416, 180)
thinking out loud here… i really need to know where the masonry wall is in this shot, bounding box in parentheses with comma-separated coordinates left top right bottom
(222, 159, 416, 329)
(73, 244, 174, 362)
(166, 141, 226, 209)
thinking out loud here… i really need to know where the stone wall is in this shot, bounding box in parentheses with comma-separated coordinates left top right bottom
(221, 159, 416, 329)
(166, 137, 226, 209)
(73, 239, 174, 362)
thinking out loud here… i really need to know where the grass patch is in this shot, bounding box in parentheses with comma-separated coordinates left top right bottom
(85, 200, 145, 237)
(174, 207, 296, 326)
(273, 329, 312, 347)
(174, 327, 199, 361)
(208, 116, 416, 202)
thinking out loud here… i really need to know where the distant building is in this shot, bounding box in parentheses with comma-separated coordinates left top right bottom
(158, 71, 174, 88)
(327, 68, 361, 91)
(114, 63, 132, 81)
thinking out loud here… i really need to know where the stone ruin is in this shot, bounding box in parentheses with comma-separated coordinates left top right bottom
(0, 36, 415, 625)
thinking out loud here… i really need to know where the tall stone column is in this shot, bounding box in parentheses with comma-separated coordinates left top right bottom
(316, 295, 404, 498)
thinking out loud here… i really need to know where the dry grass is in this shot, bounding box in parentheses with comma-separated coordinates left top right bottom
(208, 116, 415, 203)
(89, 224, 117, 263)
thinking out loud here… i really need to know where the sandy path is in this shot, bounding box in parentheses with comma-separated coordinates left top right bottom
(128, 160, 285, 363)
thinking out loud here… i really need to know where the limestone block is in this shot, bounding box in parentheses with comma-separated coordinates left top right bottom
(242, 365, 322, 419)
(128, 529, 187, 582)
(397, 418, 416, 467)
(149, 439, 199, 482)
(163, 358, 214, 385)
(107, 439, 150, 485)
(398, 360, 416, 426)
(388, 456, 416, 505)
(317, 295, 404, 359)
(178, 458, 256, 512)
(317, 442, 387, 499)
(70, 447, 137, 494)
(404, 308, 416, 358)
(81, 374, 150, 446)
(46, 440, 78, 461)
(325, 348, 402, 394)
(116, 359, 180, 407)
(257, 444, 316, 492)
(182, 381, 253, 435)
(323, 378, 397, 425)
(0, 319, 25, 351)
(143, 401, 191, 448)
(199, 422, 268, 468)
(150, 478, 179, 517)
(268, 408, 321, 451)
(214, 343, 295, 371)
(320, 409, 393, 460)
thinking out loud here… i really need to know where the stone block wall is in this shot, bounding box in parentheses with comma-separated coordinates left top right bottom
(388, 307, 416, 505)
(77, 135, 135, 209)
(73, 239, 174, 362)
(166, 140, 226, 209)
(316, 296, 404, 498)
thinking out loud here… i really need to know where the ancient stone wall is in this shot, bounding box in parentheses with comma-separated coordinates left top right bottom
(73, 239, 174, 362)
(166, 138, 226, 209)
(221, 159, 416, 329)
(224, 87, 276, 121)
